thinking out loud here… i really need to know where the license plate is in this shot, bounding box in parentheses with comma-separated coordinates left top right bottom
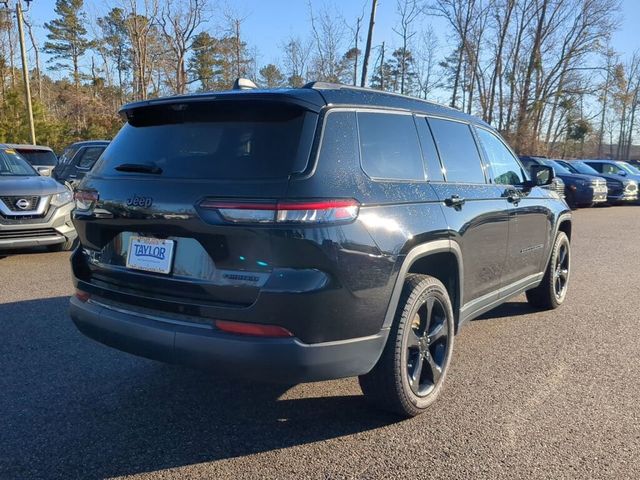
(126, 236, 175, 274)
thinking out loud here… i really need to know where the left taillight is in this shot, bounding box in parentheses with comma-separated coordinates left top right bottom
(199, 199, 360, 225)
(74, 190, 99, 212)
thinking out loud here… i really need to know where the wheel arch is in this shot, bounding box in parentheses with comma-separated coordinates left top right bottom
(382, 240, 463, 332)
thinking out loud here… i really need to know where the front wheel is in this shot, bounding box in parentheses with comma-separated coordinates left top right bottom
(526, 231, 570, 309)
(359, 274, 455, 417)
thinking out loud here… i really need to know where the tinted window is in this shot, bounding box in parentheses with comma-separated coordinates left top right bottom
(77, 147, 105, 169)
(568, 161, 599, 175)
(476, 129, 524, 185)
(585, 162, 604, 173)
(94, 101, 315, 179)
(595, 163, 620, 175)
(357, 112, 425, 181)
(58, 146, 79, 165)
(415, 117, 444, 181)
(16, 149, 57, 166)
(428, 118, 485, 183)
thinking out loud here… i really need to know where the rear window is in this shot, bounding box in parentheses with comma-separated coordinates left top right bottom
(16, 149, 57, 166)
(94, 101, 316, 179)
(357, 112, 425, 181)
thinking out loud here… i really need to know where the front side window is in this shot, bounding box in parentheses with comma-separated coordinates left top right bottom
(476, 128, 524, 185)
(585, 162, 605, 173)
(428, 118, 485, 184)
(357, 112, 425, 181)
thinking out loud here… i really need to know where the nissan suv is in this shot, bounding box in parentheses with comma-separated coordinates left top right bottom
(0, 146, 77, 251)
(69, 82, 572, 417)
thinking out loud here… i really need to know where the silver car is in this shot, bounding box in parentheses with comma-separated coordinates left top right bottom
(0, 146, 77, 251)
(2, 143, 58, 176)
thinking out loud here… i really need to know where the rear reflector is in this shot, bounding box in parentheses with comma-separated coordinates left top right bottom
(75, 290, 91, 303)
(215, 320, 293, 338)
(200, 199, 360, 224)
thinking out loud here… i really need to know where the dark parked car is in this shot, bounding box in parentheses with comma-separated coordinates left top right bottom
(519, 156, 607, 208)
(0, 146, 77, 251)
(518, 156, 566, 201)
(53, 140, 109, 187)
(69, 82, 572, 417)
(556, 160, 638, 204)
(2, 143, 57, 176)
(584, 159, 640, 187)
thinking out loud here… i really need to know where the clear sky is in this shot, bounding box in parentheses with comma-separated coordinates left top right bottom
(20, 0, 640, 77)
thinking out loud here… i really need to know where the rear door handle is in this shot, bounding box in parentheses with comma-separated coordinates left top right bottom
(444, 194, 466, 208)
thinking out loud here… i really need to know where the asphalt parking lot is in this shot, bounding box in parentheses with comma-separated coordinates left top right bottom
(1, 206, 639, 479)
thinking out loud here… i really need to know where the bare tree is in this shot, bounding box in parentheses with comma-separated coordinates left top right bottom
(414, 26, 440, 99)
(308, 1, 347, 83)
(393, 0, 422, 95)
(121, 0, 159, 100)
(158, 0, 208, 94)
(282, 35, 313, 87)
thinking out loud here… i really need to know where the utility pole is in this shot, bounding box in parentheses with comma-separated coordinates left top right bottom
(2, 0, 36, 144)
(360, 0, 378, 88)
(16, 1, 36, 144)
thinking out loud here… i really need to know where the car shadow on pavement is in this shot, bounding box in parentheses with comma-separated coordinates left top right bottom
(474, 300, 538, 321)
(0, 296, 397, 480)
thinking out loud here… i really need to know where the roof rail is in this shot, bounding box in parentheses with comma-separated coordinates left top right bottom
(303, 81, 457, 111)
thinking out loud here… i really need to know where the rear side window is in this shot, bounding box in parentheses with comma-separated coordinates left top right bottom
(77, 147, 105, 169)
(428, 118, 485, 184)
(94, 101, 316, 179)
(476, 128, 525, 185)
(357, 112, 425, 181)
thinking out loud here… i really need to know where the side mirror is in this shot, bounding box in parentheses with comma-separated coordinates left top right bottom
(618, 170, 627, 176)
(37, 166, 52, 176)
(529, 164, 554, 186)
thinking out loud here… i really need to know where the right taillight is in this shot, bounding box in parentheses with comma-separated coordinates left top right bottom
(74, 190, 99, 211)
(199, 199, 360, 225)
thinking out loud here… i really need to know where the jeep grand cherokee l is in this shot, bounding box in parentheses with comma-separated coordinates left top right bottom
(69, 82, 572, 417)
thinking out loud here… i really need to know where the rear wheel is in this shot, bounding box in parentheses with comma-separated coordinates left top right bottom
(526, 231, 570, 309)
(359, 274, 454, 417)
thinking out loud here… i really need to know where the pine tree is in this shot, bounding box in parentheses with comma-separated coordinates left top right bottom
(259, 64, 285, 88)
(44, 0, 90, 90)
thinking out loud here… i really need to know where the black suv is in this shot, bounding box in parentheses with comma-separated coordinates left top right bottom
(53, 140, 109, 188)
(69, 83, 572, 417)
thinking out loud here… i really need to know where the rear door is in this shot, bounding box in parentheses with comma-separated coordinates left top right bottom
(475, 127, 551, 286)
(421, 117, 509, 308)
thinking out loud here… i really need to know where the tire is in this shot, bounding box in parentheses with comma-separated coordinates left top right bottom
(526, 231, 570, 309)
(359, 274, 455, 417)
(47, 237, 78, 252)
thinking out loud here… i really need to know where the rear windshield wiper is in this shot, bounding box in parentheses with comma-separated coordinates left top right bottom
(115, 163, 163, 174)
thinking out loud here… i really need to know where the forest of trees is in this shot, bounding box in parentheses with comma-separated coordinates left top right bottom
(0, 0, 638, 159)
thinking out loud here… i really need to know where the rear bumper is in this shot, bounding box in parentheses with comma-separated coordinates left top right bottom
(70, 296, 389, 383)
